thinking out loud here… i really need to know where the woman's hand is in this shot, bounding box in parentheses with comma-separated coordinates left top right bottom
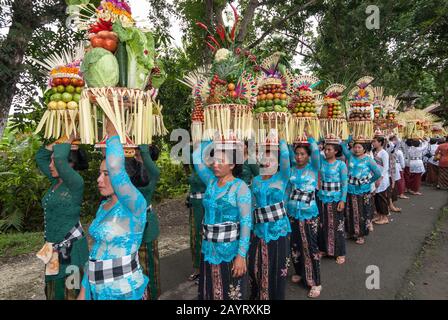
(337, 201, 345, 212)
(232, 255, 247, 278)
(375, 177, 383, 188)
(105, 117, 118, 137)
(77, 286, 86, 300)
(45, 142, 56, 152)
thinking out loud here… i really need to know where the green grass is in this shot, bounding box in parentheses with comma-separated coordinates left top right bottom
(0, 232, 43, 258)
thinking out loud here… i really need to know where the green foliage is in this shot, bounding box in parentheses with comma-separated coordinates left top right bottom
(153, 143, 189, 202)
(0, 231, 43, 257)
(0, 128, 49, 233)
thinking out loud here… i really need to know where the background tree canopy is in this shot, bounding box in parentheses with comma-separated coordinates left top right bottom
(0, 0, 447, 232)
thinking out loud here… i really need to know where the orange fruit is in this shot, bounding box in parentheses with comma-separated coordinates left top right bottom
(281, 93, 287, 100)
(274, 93, 281, 99)
(228, 83, 235, 91)
(259, 94, 266, 101)
(266, 93, 274, 100)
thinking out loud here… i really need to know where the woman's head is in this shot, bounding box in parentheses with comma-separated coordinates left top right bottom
(372, 137, 386, 150)
(294, 144, 311, 166)
(430, 138, 438, 145)
(211, 148, 243, 178)
(97, 157, 150, 198)
(97, 160, 114, 197)
(352, 142, 371, 156)
(48, 148, 89, 178)
(258, 147, 280, 176)
(324, 143, 342, 159)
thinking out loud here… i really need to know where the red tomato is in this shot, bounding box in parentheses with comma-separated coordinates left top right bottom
(62, 78, 71, 86)
(53, 78, 62, 86)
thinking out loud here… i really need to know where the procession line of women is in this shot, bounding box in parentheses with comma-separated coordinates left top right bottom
(36, 125, 447, 300)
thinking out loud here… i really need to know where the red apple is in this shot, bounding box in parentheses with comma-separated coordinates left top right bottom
(62, 78, 71, 86)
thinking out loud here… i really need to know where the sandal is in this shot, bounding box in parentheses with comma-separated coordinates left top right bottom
(389, 207, 402, 213)
(308, 285, 322, 298)
(355, 238, 365, 245)
(291, 275, 302, 283)
(188, 273, 200, 281)
(336, 256, 345, 264)
(398, 195, 409, 199)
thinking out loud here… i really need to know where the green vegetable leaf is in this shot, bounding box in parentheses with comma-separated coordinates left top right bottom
(81, 48, 119, 87)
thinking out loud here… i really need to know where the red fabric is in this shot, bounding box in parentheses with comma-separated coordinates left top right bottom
(436, 143, 448, 168)
(408, 172, 422, 192)
(404, 167, 411, 189)
(397, 171, 406, 195)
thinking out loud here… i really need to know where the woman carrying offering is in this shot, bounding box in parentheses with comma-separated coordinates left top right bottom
(342, 137, 382, 245)
(372, 136, 391, 225)
(135, 144, 161, 300)
(287, 137, 322, 298)
(317, 141, 348, 265)
(78, 120, 148, 300)
(193, 141, 252, 300)
(248, 139, 291, 300)
(35, 135, 89, 300)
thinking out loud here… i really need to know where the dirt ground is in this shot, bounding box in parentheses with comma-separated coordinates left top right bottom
(0, 195, 190, 300)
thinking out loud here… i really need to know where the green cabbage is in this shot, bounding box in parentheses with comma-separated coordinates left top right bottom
(81, 48, 119, 88)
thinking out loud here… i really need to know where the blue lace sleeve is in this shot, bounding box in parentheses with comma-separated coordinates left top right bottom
(341, 141, 352, 161)
(193, 141, 215, 185)
(279, 140, 291, 181)
(340, 161, 348, 202)
(236, 181, 252, 258)
(309, 137, 320, 172)
(288, 144, 297, 166)
(368, 157, 382, 183)
(106, 136, 147, 216)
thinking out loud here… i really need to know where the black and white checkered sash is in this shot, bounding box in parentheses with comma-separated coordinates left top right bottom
(202, 221, 240, 243)
(348, 173, 373, 186)
(410, 157, 422, 161)
(88, 251, 140, 285)
(289, 189, 315, 205)
(321, 181, 342, 192)
(253, 201, 287, 224)
(190, 192, 204, 199)
(52, 222, 85, 264)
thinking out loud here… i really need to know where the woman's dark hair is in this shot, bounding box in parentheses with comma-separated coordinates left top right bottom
(412, 139, 421, 147)
(294, 144, 311, 156)
(149, 145, 160, 161)
(325, 143, 342, 158)
(69, 149, 89, 171)
(430, 138, 438, 145)
(374, 136, 386, 147)
(353, 142, 372, 153)
(125, 158, 149, 188)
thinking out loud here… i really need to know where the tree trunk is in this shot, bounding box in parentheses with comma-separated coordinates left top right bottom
(0, 0, 69, 138)
(236, 0, 260, 45)
(0, 0, 35, 138)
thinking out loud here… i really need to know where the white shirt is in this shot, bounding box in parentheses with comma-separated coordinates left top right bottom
(375, 149, 390, 193)
(395, 149, 405, 172)
(408, 141, 428, 173)
(428, 144, 439, 166)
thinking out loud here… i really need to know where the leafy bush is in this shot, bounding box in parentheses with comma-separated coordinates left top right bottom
(0, 129, 49, 233)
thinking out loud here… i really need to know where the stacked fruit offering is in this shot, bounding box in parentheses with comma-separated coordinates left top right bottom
(191, 98, 205, 122)
(46, 76, 84, 111)
(322, 99, 344, 119)
(254, 82, 288, 113)
(289, 88, 317, 117)
(348, 101, 372, 121)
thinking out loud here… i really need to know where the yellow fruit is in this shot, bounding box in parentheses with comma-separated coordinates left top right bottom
(266, 93, 274, 100)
